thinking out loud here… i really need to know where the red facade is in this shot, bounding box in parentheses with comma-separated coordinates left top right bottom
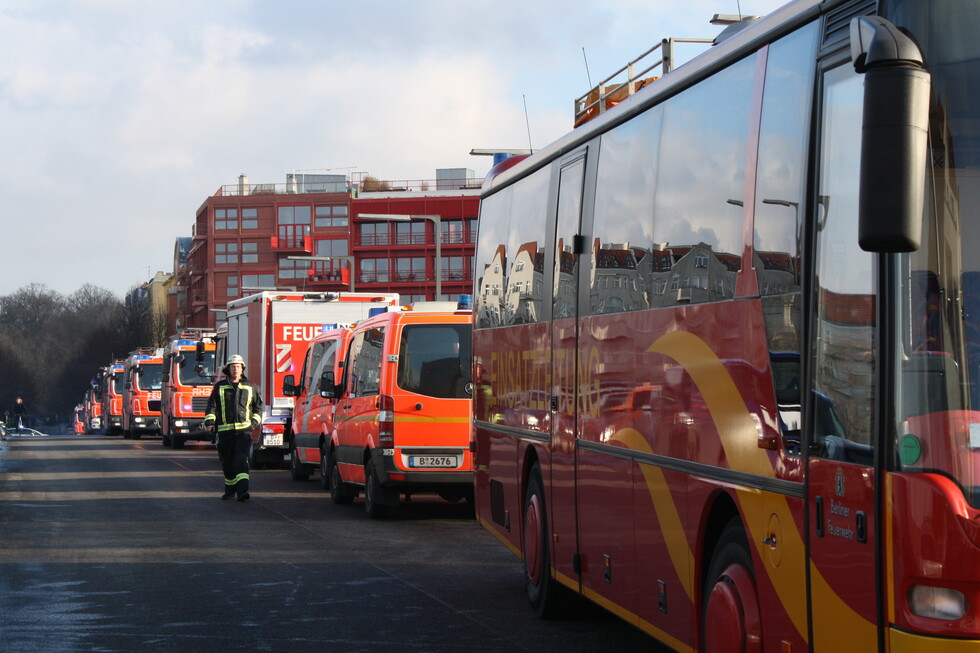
(175, 176, 479, 329)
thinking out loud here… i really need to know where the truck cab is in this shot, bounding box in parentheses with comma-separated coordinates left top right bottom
(282, 325, 354, 484)
(121, 348, 164, 439)
(161, 333, 217, 448)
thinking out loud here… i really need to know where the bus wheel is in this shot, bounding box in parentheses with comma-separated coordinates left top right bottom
(364, 461, 390, 519)
(290, 444, 310, 481)
(524, 464, 563, 618)
(702, 519, 761, 653)
(329, 455, 355, 504)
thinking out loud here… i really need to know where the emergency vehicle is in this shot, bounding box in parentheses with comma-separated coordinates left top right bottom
(120, 347, 164, 439)
(83, 384, 102, 434)
(282, 325, 355, 484)
(100, 361, 125, 436)
(327, 300, 474, 518)
(219, 291, 399, 468)
(72, 404, 86, 435)
(160, 331, 216, 448)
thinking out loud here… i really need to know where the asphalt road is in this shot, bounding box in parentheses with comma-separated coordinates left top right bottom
(0, 433, 668, 653)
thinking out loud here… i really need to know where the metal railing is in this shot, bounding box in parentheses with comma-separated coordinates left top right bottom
(574, 37, 713, 127)
(216, 176, 483, 197)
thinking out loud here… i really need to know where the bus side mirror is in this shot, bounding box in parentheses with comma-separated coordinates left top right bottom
(318, 371, 338, 399)
(850, 16, 930, 253)
(282, 374, 298, 397)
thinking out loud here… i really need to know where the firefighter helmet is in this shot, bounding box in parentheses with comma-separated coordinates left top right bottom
(228, 354, 246, 368)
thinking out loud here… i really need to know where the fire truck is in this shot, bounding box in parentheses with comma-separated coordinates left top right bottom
(219, 291, 399, 468)
(100, 361, 126, 436)
(160, 331, 217, 448)
(120, 347, 164, 439)
(83, 383, 102, 434)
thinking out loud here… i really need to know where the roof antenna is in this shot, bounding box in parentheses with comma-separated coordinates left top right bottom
(736, 0, 743, 18)
(522, 94, 533, 152)
(582, 47, 593, 88)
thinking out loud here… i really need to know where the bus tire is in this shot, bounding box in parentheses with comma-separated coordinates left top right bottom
(364, 461, 390, 519)
(701, 518, 761, 653)
(524, 464, 564, 618)
(290, 443, 310, 481)
(329, 455, 355, 504)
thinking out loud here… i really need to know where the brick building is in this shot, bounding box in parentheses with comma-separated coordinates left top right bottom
(173, 170, 480, 329)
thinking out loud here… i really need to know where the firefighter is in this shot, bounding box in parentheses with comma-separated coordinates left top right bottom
(204, 354, 262, 502)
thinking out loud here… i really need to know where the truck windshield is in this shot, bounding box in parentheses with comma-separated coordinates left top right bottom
(136, 364, 163, 391)
(177, 351, 215, 386)
(110, 373, 123, 396)
(397, 324, 472, 399)
(889, 1, 980, 507)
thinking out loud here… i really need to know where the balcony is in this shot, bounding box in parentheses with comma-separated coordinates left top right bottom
(307, 268, 351, 287)
(270, 235, 312, 253)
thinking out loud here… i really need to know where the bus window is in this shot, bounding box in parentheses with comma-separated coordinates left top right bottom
(812, 63, 876, 462)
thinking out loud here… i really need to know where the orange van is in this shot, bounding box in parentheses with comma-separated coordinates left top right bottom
(282, 325, 355, 485)
(327, 301, 473, 518)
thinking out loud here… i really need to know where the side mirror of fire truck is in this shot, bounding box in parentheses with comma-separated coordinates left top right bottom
(318, 371, 339, 399)
(282, 374, 299, 397)
(195, 341, 206, 362)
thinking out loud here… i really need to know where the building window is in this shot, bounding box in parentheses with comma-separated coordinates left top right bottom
(226, 275, 238, 297)
(360, 258, 389, 283)
(403, 294, 427, 304)
(360, 222, 390, 246)
(277, 205, 311, 248)
(242, 241, 259, 264)
(440, 256, 465, 281)
(215, 242, 239, 265)
(215, 208, 238, 231)
(467, 218, 478, 243)
(441, 220, 465, 244)
(313, 238, 349, 275)
(242, 208, 258, 230)
(395, 257, 426, 281)
(315, 205, 349, 228)
(242, 273, 275, 291)
(278, 257, 304, 279)
(395, 221, 426, 245)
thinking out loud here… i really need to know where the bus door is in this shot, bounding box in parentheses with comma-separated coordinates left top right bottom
(549, 152, 587, 591)
(806, 59, 880, 651)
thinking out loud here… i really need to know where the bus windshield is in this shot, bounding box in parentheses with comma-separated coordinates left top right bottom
(892, 0, 980, 506)
(177, 351, 215, 386)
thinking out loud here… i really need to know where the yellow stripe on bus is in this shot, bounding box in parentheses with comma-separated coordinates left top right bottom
(631, 330, 815, 640)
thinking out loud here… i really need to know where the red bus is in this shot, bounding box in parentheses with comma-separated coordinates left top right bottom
(472, 1, 980, 651)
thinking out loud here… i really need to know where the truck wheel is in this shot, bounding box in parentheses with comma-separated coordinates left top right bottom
(319, 447, 331, 490)
(172, 435, 185, 449)
(524, 463, 566, 618)
(290, 444, 310, 481)
(364, 461, 390, 519)
(162, 430, 172, 447)
(701, 518, 761, 653)
(329, 456, 356, 504)
(248, 442, 263, 470)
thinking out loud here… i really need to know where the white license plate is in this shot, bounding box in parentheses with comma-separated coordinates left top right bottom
(408, 455, 458, 468)
(263, 434, 284, 447)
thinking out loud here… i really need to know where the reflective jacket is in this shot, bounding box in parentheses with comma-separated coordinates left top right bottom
(205, 376, 262, 433)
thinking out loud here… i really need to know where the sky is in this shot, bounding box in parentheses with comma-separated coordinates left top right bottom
(0, 0, 788, 299)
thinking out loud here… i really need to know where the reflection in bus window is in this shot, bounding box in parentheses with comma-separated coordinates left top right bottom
(812, 64, 875, 462)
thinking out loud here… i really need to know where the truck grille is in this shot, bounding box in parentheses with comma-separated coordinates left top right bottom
(148, 400, 161, 412)
(192, 396, 210, 413)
